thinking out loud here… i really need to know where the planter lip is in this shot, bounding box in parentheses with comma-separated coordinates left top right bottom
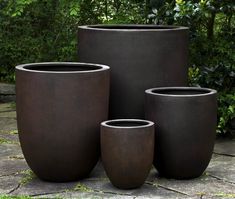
(15, 62, 110, 74)
(145, 87, 217, 97)
(78, 24, 189, 32)
(101, 119, 154, 129)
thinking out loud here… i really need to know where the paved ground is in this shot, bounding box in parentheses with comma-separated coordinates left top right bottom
(0, 83, 15, 103)
(0, 102, 234, 199)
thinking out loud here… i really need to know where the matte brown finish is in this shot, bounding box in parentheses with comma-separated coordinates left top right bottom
(78, 24, 189, 119)
(16, 62, 110, 182)
(145, 87, 217, 179)
(101, 119, 154, 189)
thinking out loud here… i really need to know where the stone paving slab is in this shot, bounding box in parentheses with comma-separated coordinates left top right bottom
(0, 111, 16, 119)
(39, 192, 135, 199)
(147, 172, 235, 197)
(0, 103, 16, 113)
(0, 83, 15, 95)
(0, 175, 22, 195)
(0, 158, 28, 177)
(0, 118, 17, 131)
(0, 131, 20, 144)
(77, 178, 184, 198)
(0, 144, 22, 159)
(11, 178, 78, 197)
(207, 154, 235, 184)
(214, 138, 235, 156)
(0, 83, 16, 103)
(0, 103, 235, 199)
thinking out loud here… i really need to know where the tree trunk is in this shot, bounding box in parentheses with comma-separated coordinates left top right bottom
(207, 11, 216, 40)
(114, 0, 121, 13)
(105, 0, 108, 20)
(227, 14, 232, 30)
(145, 0, 151, 24)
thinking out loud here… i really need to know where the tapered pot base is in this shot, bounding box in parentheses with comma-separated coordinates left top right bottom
(145, 87, 217, 179)
(16, 62, 110, 182)
(101, 119, 154, 189)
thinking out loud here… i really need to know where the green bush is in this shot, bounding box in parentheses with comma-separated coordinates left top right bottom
(0, 0, 234, 135)
(150, 0, 234, 135)
(0, 0, 79, 83)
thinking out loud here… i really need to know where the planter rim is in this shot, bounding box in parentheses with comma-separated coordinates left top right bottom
(15, 62, 110, 74)
(145, 87, 217, 97)
(101, 119, 154, 129)
(79, 24, 189, 32)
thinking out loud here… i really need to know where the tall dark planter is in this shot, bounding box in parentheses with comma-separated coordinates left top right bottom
(145, 87, 217, 179)
(16, 62, 110, 182)
(101, 119, 154, 189)
(78, 25, 189, 119)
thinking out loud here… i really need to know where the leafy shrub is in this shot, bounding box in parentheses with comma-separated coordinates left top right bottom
(147, 0, 235, 135)
(0, 0, 79, 82)
(0, 0, 234, 135)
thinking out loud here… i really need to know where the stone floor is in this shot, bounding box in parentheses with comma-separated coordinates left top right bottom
(0, 83, 15, 103)
(0, 102, 234, 199)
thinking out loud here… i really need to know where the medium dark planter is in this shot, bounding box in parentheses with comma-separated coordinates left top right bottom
(16, 62, 110, 182)
(78, 24, 189, 119)
(101, 119, 154, 189)
(145, 87, 217, 179)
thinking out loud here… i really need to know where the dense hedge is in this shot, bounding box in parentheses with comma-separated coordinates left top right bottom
(0, 0, 234, 135)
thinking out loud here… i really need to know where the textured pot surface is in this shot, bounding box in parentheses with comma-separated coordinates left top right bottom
(145, 87, 217, 179)
(16, 62, 110, 182)
(78, 25, 189, 119)
(101, 119, 154, 189)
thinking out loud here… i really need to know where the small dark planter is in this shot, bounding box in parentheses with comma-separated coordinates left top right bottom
(145, 87, 217, 179)
(78, 25, 189, 119)
(16, 62, 110, 182)
(101, 119, 154, 189)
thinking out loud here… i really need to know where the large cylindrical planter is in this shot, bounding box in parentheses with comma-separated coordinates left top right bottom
(16, 62, 110, 182)
(145, 87, 217, 179)
(78, 25, 189, 119)
(101, 119, 154, 189)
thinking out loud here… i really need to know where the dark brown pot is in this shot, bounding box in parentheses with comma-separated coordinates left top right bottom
(101, 119, 154, 189)
(16, 62, 110, 182)
(145, 87, 217, 179)
(78, 25, 189, 119)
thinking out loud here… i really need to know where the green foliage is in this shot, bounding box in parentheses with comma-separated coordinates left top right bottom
(0, 0, 148, 82)
(20, 169, 35, 185)
(214, 192, 235, 198)
(0, 0, 79, 82)
(0, 137, 13, 144)
(73, 182, 93, 192)
(217, 93, 235, 133)
(0, 0, 234, 135)
(0, 196, 31, 199)
(79, 0, 148, 24)
(149, 0, 234, 135)
(188, 67, 201, 86)
(189, 64, 234, 134)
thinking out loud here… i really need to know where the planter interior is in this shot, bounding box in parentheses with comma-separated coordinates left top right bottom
(103, 120, 153, 128)
(22, 63, 103, 72)
(86, 25, 182, 30)
(106, 120, 149, 127)
(148, 88, 214, 96)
